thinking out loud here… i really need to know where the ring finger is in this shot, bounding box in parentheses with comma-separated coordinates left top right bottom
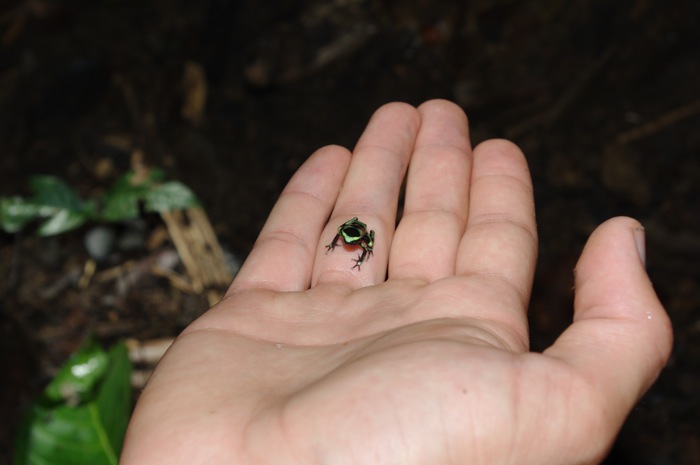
(312, 102, 421, 288)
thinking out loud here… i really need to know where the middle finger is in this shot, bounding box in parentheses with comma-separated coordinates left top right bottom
(389, 100, 472, 281)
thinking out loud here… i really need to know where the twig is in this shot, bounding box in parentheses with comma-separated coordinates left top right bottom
(188, 208, 232, 285)
(78, 258, 96, 289)
(125, 337, 174, 365)
(160, 209, 204, 293)
(150, 265, 196, 294)
(160, 207, 233, 300)
(125, 337, 175, 388)
(615, 98, 700, 145)
(507, 45, 617, 138)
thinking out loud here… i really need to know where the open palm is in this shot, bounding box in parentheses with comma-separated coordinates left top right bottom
(121, 100, 672, 465)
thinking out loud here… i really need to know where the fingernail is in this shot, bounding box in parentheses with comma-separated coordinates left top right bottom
(634, 225, 646, 266)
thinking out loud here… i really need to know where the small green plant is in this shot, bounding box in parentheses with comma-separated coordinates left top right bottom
(14, 337, 133, 465)
(0, 169, 200, 236)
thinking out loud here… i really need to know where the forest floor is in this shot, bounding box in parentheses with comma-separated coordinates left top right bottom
(1, 1, 699, 463)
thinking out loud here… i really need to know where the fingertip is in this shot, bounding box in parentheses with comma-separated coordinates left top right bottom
(376, 100, 418, 113)
(417, 99, 469, 125)
(369, 101, 421, 127)
(314, 143, 353, 159)
(574, 216, 648, 298)
(601, 215, 648, 266)
(283, 144, 352, 198)
(472, 139, 529, 171)
(353, 101, 421, 157)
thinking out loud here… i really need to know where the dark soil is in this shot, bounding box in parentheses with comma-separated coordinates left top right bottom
(2, 1, 699, 463)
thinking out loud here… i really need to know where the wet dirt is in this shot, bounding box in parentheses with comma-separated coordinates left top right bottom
(1, 1, 699, 463)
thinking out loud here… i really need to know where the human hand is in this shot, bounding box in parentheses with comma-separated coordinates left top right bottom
(120, 100, 672, 465)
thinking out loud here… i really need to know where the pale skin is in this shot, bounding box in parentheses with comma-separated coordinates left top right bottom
(120, 100, 673, 465)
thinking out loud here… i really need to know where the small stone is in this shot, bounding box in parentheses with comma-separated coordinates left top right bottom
(84, 226, 116, 261)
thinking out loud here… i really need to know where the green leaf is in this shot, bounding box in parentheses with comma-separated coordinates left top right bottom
(29, 176, 85, 212)
(100, 170, 170, 221)
(3, 170, 200, 234)
(144, 168, 166, 184)
(15, 340, 133, 465)
(36, 208, 89, 236)
(144, 181, 200, 213)
(0, 197, 42, 233)
(3, 175, 93, 236)
(100, 174, 144, 222)
(95, 344, 132, 459)
(44, 338, 109, 405)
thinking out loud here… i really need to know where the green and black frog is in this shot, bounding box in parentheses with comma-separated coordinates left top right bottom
(325, 217, 374, 270)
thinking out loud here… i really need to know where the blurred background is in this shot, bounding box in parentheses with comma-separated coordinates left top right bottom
(1, 0, 699, 463)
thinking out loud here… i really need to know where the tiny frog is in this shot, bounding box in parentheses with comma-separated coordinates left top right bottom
(325, 217, 375, 270)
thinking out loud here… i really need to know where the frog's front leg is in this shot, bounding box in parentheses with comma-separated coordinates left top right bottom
(325, 233, 342, 253)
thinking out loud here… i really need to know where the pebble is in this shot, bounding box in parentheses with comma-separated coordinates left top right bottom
(84, 226, 116, 261)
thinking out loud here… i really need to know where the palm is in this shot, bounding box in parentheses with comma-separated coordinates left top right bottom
(121, 101, 672, 465)
(139, 280, 539, 464)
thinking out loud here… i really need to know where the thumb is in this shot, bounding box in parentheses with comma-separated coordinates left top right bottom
(545, 216, 673, 416)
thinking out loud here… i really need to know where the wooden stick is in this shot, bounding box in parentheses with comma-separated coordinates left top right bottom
(615, 98, 700, 145)
(160, 207, 232, 298)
